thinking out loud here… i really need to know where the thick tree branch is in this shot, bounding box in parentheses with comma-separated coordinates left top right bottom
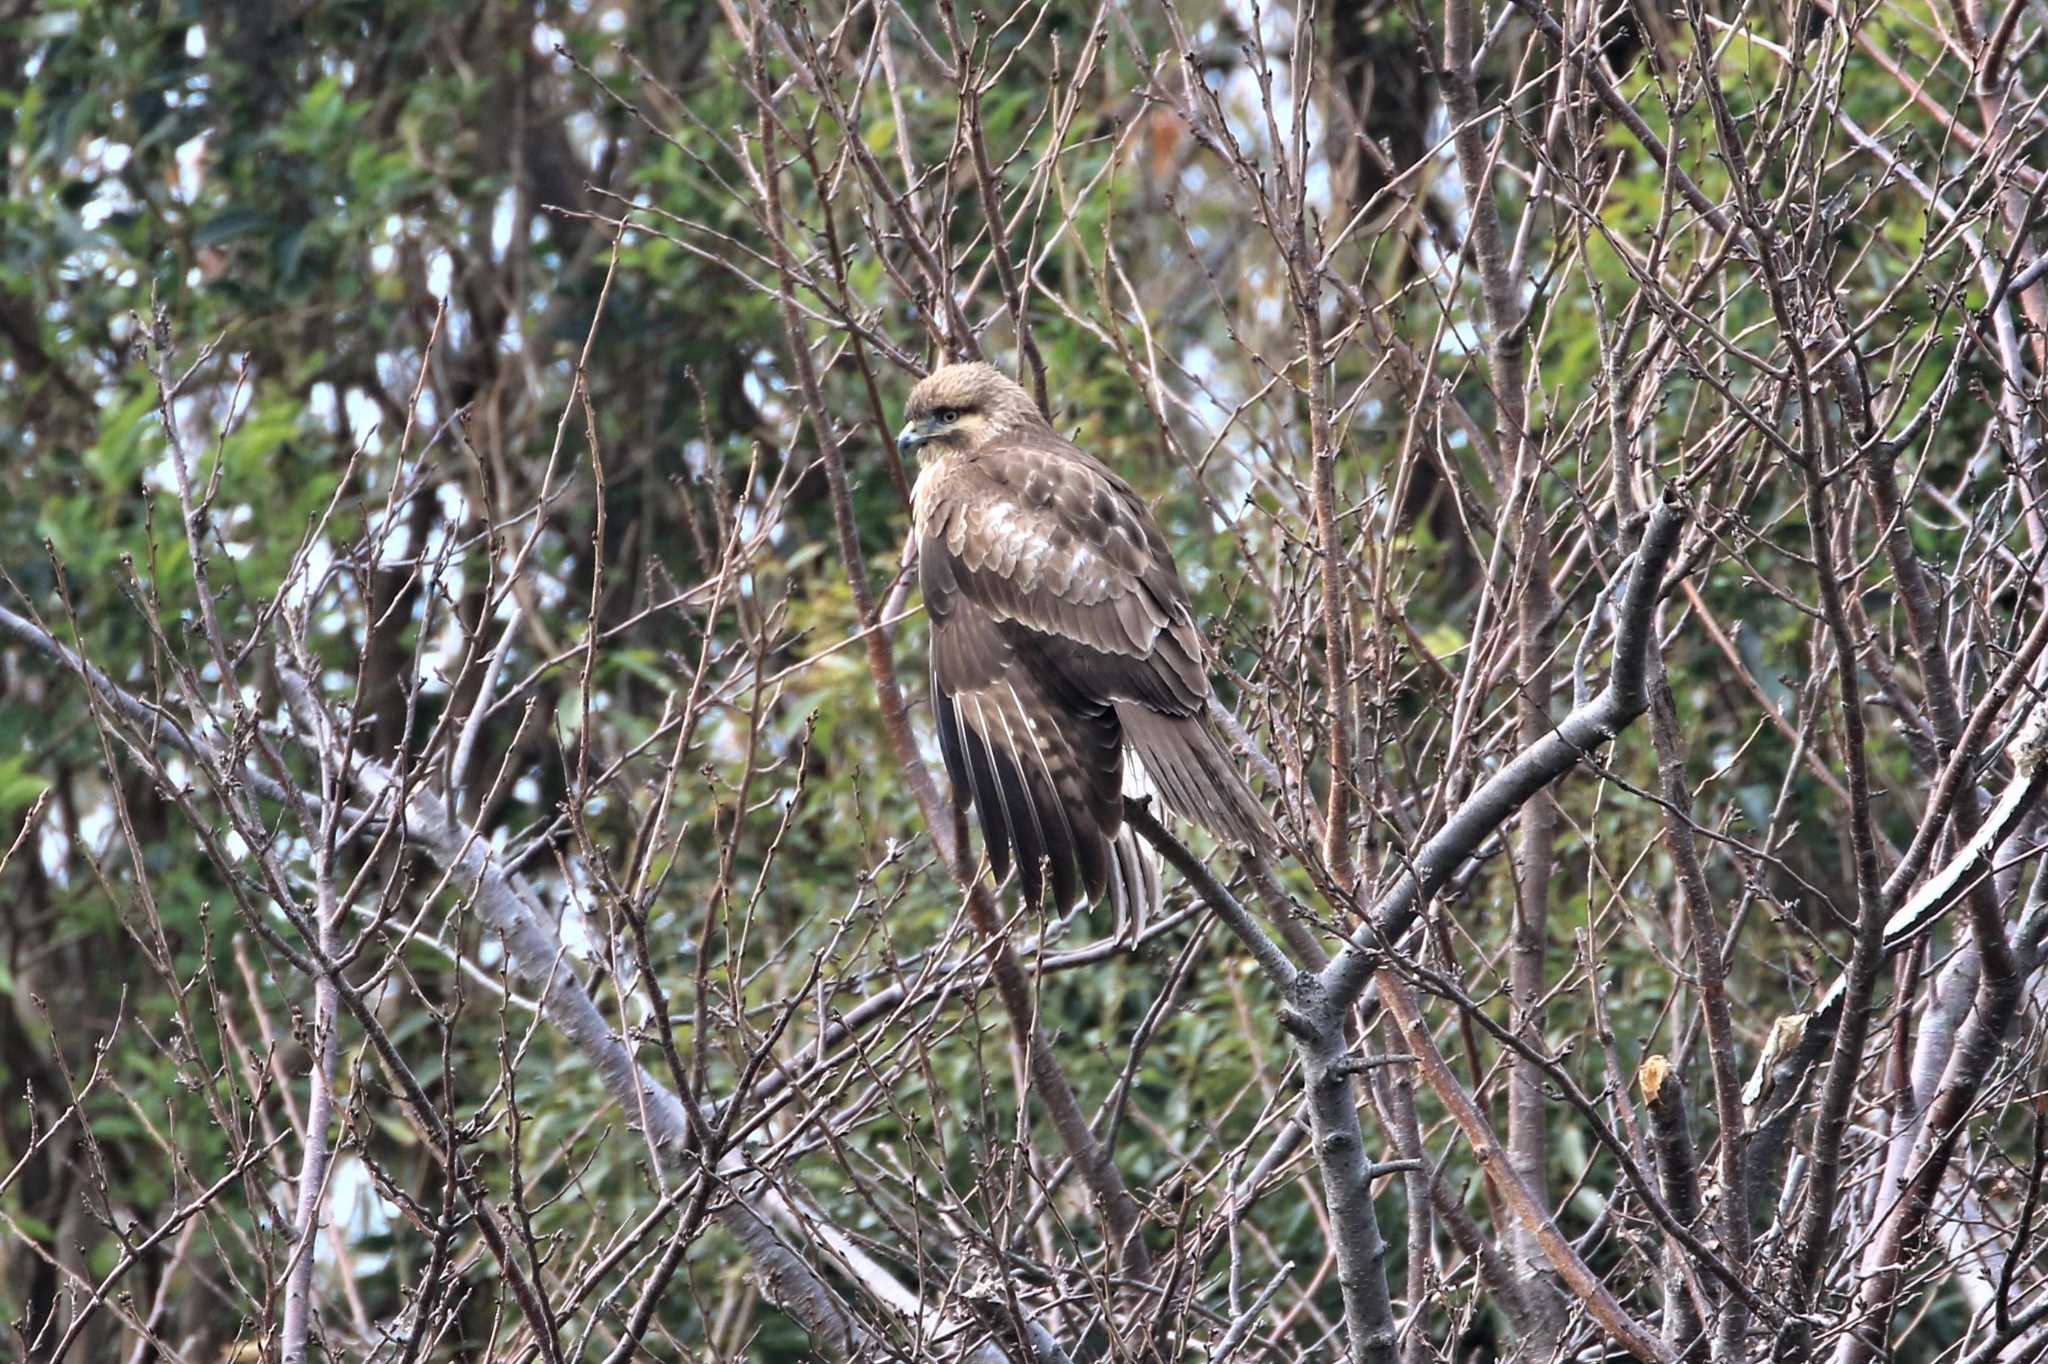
(0, 590, 1066, 1364)
(1379, 974, 1674, 1363)
(1133, 496, 1684, 1364)
(748, 30, 1153, 1281)
(1322, 496, 1685, 1010)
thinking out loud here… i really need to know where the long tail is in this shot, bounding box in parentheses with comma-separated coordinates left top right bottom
(1105, 820, 1162, 940)
(1116, 704, 1276, 846)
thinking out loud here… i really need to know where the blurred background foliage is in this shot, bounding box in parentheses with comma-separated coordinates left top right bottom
(0, 0, 2035, 1358)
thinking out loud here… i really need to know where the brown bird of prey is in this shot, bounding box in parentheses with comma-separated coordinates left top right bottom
(898, 362, 1273, 914)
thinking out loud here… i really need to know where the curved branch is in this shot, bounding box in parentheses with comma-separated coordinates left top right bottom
(1323, 495, 1686, 1009)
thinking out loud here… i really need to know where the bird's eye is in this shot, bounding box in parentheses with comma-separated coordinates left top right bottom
(934, 407, 962, 424)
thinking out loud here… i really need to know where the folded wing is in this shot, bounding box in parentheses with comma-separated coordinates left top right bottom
(918, 429, 1272, 911)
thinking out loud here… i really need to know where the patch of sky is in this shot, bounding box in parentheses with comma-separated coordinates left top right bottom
(1439, 319, 1484, 356)
(221, 502, 254, 562)
(1251, 273, 1282, 329)
(37, 822, 70, 885)
(1181, 345, 1229, 435)
(344, 389, 385, 444)
(80, 179, 135, 231)
(567, 110, 604, 167)
(282, 537, 336, 619)
(683, 437, 711, 478)
(315, 1158, 392, 1279)
(173, 131, 210, 203)
(426, 247, 453, 299)
(556, 882, 598, 963)
(369, 213, 400, 274)
(309, 382, 338, 429)
(86, 138, 131, 174)
(372, 352, 440, 435)
(742, 367, 770, 417)
(74, 785, 119, 860)
(492, 187, 516, 254)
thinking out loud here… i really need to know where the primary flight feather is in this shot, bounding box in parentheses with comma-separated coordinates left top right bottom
(898, 362, 1273, 914)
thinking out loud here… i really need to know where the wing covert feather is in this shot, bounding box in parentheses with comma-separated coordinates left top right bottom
(913, 418, 1271, 910)
(920, 431, 1211, 713)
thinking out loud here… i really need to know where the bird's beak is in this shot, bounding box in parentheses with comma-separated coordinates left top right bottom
(897, 419, 932, 456)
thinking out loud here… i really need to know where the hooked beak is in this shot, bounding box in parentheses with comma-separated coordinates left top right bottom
(897, 419, 934, 456)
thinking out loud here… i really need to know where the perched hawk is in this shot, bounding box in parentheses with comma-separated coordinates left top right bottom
(898, 362, 1273, 915)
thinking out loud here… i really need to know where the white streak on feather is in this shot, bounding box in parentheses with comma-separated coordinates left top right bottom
(964, 693, 1022, 890)
(995, 679, 1080, 905)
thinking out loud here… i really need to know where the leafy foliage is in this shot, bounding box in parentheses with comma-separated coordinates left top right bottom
(3, 0, 2047, 1361)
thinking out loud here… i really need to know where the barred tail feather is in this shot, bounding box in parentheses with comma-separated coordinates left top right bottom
(934, 670, 1115, 911)
(1107, 755, 1165, 938)
(1116, 704, 1275, 846)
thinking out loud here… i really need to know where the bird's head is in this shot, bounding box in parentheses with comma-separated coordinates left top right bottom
(897, 362, 1038, 456)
